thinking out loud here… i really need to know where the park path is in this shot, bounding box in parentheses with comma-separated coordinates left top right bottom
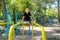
(0, 26, 60, 40)
(14, 27, 60, 40)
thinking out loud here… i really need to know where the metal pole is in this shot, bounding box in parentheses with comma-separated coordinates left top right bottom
(15, 12, 18, 23)
(32, 23, 34, 40)
(10, 12, 12, 25)
(15, 12, 19, 35)
(22, 22, 24, 40)
(5, 6, 9, 40)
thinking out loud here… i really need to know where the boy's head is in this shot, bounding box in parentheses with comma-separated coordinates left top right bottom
(25, 8, 30, 14)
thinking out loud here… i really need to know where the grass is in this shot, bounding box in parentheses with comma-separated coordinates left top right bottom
(47, 38, 60, 40)
(56, 30, 60, 33)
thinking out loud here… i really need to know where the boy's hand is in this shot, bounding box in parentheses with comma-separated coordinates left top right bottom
(21, 21, 23, 23)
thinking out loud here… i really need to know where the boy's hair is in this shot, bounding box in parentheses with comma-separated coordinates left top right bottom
(23, 8, 30, 11)
(24, 11, 30, 14)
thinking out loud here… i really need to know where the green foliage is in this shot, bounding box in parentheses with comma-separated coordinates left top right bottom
(48, 38, 60, 40)
(46, 8, 57, 19)
(5, 0, 35, 12)
(0, 0, 58, 25)
(56, 30, 60, 33)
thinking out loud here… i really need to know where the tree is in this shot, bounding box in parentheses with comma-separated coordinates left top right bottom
(57, 0, 60, 23)
(2, 0, 6, 20)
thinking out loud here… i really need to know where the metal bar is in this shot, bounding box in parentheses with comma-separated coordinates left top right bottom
(15, 12, 18, 35)
(5, 6, 9, 40)
(32, 23, 34, 40)
(8, 21, 46, 40)
(40, 27, 46, 40)
(8, 23, 21, 40)
(10, 12, 12, 25)
(32, 22, 46, 40)
(22, 22, 24, 40)
(8, 25, 15, 40)
(0, 22, 13, 25)
(15, 12, 18, 23)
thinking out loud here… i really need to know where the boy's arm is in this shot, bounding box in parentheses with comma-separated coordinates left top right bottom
(22, 16, 24, 21)
(30, 16, 33, 21)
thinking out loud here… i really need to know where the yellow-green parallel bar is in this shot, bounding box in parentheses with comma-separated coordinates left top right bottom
(22, 22, 24, 40)
(32, 23, 34, 40)
(8, 22, 21, 40)
(32, 22, 46, 40)
(12, 28, 15, 40)
(40, 27, 46, 40)
(8, 21, 46, 40)
(8, 25, 15, 40)
(0, 22, 13, 25)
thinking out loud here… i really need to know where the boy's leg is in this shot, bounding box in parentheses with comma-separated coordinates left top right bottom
(28, 21, 31, 35)
(28, 25, 31, 34)
(24, 21, 28, 27)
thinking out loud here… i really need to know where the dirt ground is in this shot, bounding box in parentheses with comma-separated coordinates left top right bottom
(0, 26, 60, 40)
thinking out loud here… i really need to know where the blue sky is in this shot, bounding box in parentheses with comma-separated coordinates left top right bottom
(52, 1, 57, 8)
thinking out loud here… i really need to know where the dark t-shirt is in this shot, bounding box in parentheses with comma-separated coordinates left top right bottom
(23, 13, 31, 21)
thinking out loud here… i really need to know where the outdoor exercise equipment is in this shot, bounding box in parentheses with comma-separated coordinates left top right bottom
(0, 6, 13, 40)
(0, 5, 46, 40)
(15, 12, 20, 35)
(8, 21, 46, 40)
(10, 12, 13, 25)
(0, 6, 8, 40)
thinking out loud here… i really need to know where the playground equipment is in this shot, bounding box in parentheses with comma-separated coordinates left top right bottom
(0, 6, 19, 40)
(0, 6, 46, 40)
(8, 21, 46, 40)
(0, 6, 12, 40)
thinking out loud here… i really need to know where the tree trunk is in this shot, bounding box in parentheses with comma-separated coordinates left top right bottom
(2, 0, 6, 20)
(57, 0, 60, 23)
(13, 8, 16, 24)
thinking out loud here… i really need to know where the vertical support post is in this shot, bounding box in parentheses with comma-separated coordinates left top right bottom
(5, 6, 9, 40)
(22, 22, 24, 40)
(15, 12, 19, 35)
(32, 23, 34, 40)
(33, 22, 46, 40)
(15, 12, 18, 23)
(10, 12, 12, 25)
(40, 27, 46, 40)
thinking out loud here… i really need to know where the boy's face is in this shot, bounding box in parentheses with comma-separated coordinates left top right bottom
(25, 8, 30, 14)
